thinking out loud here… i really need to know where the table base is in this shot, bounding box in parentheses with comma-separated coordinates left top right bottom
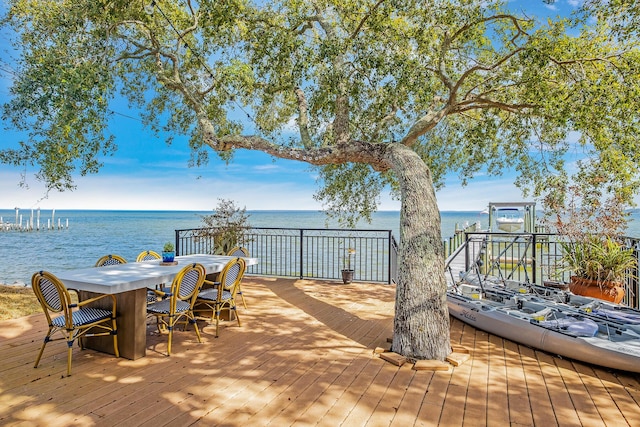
(79, 288, 147, 360)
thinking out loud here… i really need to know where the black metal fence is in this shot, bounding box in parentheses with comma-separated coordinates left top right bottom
(175, 227, 399, 284)
(445, 232, 640, 309)
(175, 225, 640, 308)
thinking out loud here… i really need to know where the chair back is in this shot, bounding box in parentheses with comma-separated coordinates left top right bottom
(170, 263, 206, 305)
(227, 247, 250, 257)
(31, 271, 74, 329)
(218, 257, 247, 299)
(136, 250, 161, 261)
(95, 254, 127, 267)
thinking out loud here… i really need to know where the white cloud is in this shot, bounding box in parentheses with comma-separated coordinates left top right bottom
(0, 169, 323, 210)
(252, 164, 280, 172)
(436, 180, 526, 212)
(1, 166, 534, 213)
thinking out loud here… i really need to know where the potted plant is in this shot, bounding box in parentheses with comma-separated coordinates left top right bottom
(560, 234, 636, 303)
(341, 247, 356, 284)
(162, 242, 175, 263)
(197, 199, 251, 255)
(545, 186, 637, 303)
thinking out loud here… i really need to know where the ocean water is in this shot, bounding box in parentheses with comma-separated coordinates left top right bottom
(1, 208, 639, 286)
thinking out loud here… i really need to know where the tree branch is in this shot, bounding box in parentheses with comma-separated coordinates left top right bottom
(454, 97, 536, 114)
(443, 14, 529, 102)
(370, 105, 399, 142)
(295, 87, 313, 148)
(314, 8, 350, 145)
(453, 46, 526, 99)
(350, 0, 386, 39)
(196, 112, 392, 172)
(399, 107, 448, 147)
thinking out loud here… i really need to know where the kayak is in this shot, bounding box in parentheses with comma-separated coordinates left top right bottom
(447, 282, 640, 373)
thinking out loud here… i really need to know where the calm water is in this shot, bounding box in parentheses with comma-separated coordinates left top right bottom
(1, 208, 639, 285)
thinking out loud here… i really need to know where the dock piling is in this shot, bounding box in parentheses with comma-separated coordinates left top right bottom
(0, 208, 69, 232)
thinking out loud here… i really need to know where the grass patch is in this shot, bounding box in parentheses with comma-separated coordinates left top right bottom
(0, 285, 41, 321)
(0, 285, 81, 321)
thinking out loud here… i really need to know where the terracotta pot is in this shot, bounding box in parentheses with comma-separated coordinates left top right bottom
(569, 276, 625, 304)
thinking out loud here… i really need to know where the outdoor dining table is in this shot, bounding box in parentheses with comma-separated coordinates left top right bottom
(52, 254, 258, 360)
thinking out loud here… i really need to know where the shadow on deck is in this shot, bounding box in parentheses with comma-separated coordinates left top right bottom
(1, 277, 639, 426)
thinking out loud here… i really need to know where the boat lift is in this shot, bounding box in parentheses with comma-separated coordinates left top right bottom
(488, 201, 537, 233)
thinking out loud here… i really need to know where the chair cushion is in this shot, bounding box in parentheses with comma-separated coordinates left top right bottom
(197, 289, 233, 302)
(197, 288, 217, 301)
(52, 307, 113, 327)
(147, 299, 191, 314)
(147, 291, 158, 303)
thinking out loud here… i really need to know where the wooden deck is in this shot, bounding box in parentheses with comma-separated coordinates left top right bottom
(1, 277, 640, 426)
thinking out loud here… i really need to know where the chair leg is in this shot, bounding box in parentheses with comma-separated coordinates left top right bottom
(112, 320, 120, 358)
(205, 302, 215, 322)
(167, 317, 174, 355)
(34, 333, 51, 369)
(66, 340, 74, 376)
(215, 308, 221, 338)
(155, 315, 167, 333)
(237, 285, 247, 308)
(233, 306, 241, 327)
(190, 316, 202, 343)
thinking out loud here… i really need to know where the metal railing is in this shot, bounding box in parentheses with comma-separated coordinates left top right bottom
(445, 231, 640, 309)
(175, 227, 398, 284)
(175, 225, 640, 308)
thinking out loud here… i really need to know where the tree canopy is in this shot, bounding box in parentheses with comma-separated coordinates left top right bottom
(2, 0, 639, 360)
(2, 1, 639, 213)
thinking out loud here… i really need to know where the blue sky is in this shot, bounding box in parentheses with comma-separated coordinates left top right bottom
(0, 1, 585, 212)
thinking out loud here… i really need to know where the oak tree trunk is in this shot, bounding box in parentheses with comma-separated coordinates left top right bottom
(388, 144, 451, 361)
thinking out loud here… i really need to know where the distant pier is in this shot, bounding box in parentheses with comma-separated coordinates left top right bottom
(0, 207, 69, 232)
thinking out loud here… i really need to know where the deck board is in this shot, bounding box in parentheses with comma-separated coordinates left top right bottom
(1, 277, 640, 426)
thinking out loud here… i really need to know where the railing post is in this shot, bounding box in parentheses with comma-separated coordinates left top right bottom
(388, 230, 392, 284)
(300, 229, 304, 279)
(532, 234, 537, 285)
(463, 232, 469, 273)
(175, 230, 180, 256)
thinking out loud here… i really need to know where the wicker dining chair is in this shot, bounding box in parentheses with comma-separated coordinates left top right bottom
(195, 257, 246, 338)
(226, 247, 250, 308)
(146, 263, 206, 355)
(227, 247, 250, 257)
(136, 250, 161, 262)
(136, 250, 166, 302)
(31, 270, 119, 376)
(95, 254, 127, 267)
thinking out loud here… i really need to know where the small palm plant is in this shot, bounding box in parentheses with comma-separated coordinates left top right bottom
(344, 247, 356, 271)
(341, 246, 356, 284)
(560, 234, 637, 285)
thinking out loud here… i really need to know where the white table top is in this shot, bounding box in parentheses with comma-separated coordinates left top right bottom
(52, 254, 258, 294)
